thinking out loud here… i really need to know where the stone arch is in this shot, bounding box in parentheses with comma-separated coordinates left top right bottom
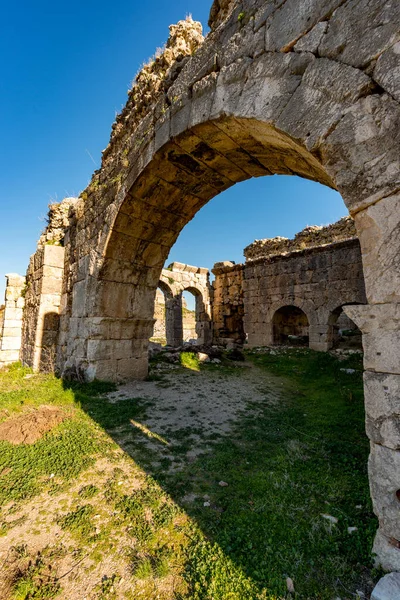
(181, 285, 212, 345)
(262, 298, 316, 347)
(272, 304, 310, 346)
(58, 1, 400, 571)
(154, 279, 182, 347)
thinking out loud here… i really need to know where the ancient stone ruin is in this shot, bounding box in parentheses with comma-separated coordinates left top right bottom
(0, 0, 399, 573)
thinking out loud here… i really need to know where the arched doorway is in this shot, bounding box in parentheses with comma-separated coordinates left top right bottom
(273, 305, 309, 346)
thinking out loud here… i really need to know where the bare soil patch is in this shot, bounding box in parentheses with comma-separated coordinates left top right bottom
(0, 406, 65, 444)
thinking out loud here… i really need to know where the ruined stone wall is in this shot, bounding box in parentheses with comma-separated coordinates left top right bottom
(0, 274, 26, 367)
(244, 216, 357, 261)
(21, 199, 75, 372)
(212, 239, 366, 349)
(12, 0, 400, 570)
(211, 262, 245, 344)
(21, 245, 65, 371)
(151, 289, 196, 343)
(158, 262, 212, 346)
(245, 239, 366, 348)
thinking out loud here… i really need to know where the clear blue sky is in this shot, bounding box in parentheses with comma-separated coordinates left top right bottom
(0, 0, 346, 304)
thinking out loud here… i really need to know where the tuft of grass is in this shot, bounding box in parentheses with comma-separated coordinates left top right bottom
(180, 352, 200, 371)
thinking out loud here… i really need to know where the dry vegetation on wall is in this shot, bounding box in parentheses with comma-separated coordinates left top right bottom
(102, 17, 204, 165)
(244, 217, 357, 262)
(39, 198, 78, 247)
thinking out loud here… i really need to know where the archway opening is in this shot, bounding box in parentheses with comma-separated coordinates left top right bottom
(273, 305, 309, 347)
(150, 287, 167, 346)
(328, 305, 363, 351)
(181, 290, 198, 344)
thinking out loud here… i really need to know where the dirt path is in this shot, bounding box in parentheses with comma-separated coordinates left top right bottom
(108, 362, 287, 472)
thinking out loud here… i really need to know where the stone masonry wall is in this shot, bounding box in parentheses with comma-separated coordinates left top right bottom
(212, 239, 366, 349)
(0, 274, 26, 367)
(21, 245, 65, 371)
(244, 239, 366, 349)
(20, 199, 74, 372)
(158, 262, 212, 347)
(212, 261, 245, 344)
(244, 216, 357, 262)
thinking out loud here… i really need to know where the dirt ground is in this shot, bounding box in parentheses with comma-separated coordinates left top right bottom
(0, 363, 286, 600)
(0, 406, 65, 445)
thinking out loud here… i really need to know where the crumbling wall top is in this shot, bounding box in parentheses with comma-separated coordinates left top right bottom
(208, 0, 237, 30)
(244, 216, 357, 262)
(38, 197, 78, 247)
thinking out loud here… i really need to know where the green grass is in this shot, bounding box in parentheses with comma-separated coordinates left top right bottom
(180, 351, 200, 371)
(0, 353, 378, 599)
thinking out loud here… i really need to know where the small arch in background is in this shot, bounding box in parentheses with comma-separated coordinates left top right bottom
(273, 305, 309, 347)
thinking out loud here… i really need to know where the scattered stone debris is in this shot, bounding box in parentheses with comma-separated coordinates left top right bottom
(218, 481, 229, 487)
(371, 573, 400, 600)
(321, 514, 338, 524)
(286, 577, 295, 594)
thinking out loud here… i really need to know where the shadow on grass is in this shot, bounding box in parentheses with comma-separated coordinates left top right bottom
(59, 349, 379, 599)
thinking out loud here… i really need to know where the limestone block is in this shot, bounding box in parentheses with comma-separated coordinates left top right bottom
(86, 359, 118, 382)
(323, 94, 400, 212)
(3, 319, 24, 329)
(371, 572, 400, 600)
(294, 21, 328, 54)
(190, 73, 218, 129)
(239, 51, 314, 124)
(117, 356, 148, 381)
(87, 339, 133, 362)
(72, 280, 88, 318)
(43, 244, 65, 268)
(355, 194, 400, 304)
(364, 372, 400, 450)
(264, 0, 343, 52)
(368, 442, 400, 540)
(211, 58, 252, 119)
(319, 0, 400, 69)
(1, 327, 23, 338)
(372, 529, 400, 573)
(1, 336, 21, 350)
(16, 297, 25, 309)
(0, 349, 20, 364)
(41, 277, 63, 295)
(373, 42, 400, 104)
(3, 307, 23, 321)
(276, 58, 373, 151)
(344, 304, 400, 375)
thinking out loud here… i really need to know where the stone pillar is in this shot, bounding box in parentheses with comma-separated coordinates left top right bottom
(344, 192, 400, 571)
(21, 245, 65, 372)
(165, 294, 183, 347)
(0, 274, 26, 367)
(309, 324, 330, 351)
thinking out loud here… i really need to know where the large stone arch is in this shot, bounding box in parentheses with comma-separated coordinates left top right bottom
(55, 0, 400, 570)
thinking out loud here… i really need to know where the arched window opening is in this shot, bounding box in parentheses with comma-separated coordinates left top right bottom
(273, 306, 309, 347)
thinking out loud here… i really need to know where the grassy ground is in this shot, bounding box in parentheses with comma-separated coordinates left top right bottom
(0, 351, 379, 599)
